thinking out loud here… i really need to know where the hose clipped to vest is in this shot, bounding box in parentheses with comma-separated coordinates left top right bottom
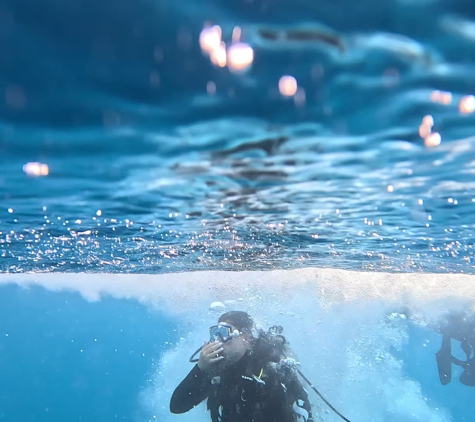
(295, 366, 351, 422)
(189, 346, 202, 363)
(268, 326, 351, 422)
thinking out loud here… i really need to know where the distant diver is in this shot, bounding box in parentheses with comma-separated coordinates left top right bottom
(170, 311, 351, 422)
(436, 313, 475, 387)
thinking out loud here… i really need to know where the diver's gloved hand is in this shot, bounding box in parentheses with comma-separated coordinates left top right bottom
(198, 341, 224, 371)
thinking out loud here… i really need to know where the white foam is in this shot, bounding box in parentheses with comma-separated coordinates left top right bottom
(2, 269, 474, 318)
(2, 268, 470, 421)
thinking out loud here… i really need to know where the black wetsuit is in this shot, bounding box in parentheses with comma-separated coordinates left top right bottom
(170, 351, 314, 422)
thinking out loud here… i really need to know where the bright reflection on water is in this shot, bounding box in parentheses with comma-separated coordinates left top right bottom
(0, 0, 475, 274)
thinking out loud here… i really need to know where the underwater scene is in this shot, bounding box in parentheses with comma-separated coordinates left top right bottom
(1, 0, 475, 420)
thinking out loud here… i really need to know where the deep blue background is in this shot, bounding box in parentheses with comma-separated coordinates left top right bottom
(0, 284, 178, 421)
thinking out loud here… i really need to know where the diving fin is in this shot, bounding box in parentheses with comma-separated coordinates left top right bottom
(436, 335, 452, 386)
(460, 362, 475, 387)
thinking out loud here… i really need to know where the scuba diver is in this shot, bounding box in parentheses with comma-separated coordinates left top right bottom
(170, 311, 315, 422)
(436, 312, 475, 387)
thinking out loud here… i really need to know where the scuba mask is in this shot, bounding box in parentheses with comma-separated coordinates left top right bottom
(209, 323, 241, 343)
(189, 323, 242, 363)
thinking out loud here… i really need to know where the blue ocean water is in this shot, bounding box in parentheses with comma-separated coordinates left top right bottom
(2, 0, 475, 420)
(0, 283, 179, 421)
